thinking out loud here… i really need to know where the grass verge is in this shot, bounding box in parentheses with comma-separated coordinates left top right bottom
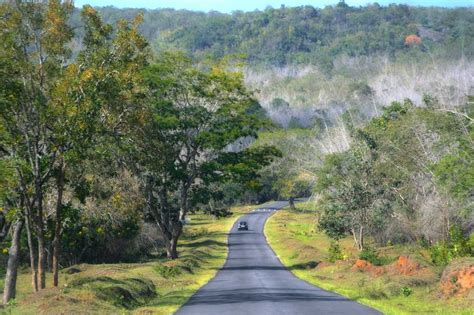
(3, 205, 254, 314)
(265, 202, 473, 315)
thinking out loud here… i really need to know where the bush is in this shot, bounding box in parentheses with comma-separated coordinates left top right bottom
(430, 243, 453, 266)
(359, 246, 389, 266)
(359, 247, 379, 265)
(328, 241, 344, 263)
(430, 225, 473, 266)
(400, 286, 413, 297)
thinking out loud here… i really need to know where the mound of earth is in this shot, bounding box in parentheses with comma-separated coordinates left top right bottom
(351, 256, 424, 277)
(391, 255, 422, 276)
(351, 259, 385, 276)
(440, 258, 474, 297)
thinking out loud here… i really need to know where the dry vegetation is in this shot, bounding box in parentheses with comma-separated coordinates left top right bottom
(245, 56, 473, 128)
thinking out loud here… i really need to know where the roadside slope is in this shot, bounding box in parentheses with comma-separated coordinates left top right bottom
(265, 205, 473, 314)
(5, 206, 254, 315)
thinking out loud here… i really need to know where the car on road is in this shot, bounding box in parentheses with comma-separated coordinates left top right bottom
(237, 221, 248, 231)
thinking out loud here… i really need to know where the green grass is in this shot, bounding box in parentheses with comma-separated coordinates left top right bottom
(3, 205, 255, 314)
(265, 202, 473, 315)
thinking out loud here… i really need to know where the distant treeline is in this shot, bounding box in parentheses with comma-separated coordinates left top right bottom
(68, 2, 474, 67)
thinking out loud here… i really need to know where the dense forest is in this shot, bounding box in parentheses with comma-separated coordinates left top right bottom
(0, 0, 472, 312)
(85, 2, 474, 65)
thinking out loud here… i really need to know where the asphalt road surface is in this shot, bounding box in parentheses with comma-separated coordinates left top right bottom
(176, 201, 381, 315)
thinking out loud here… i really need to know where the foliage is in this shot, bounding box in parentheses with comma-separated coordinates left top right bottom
(252, 128, 316, 202)
(430, 225, 473, 266)
(316, 147, 393, 250)
(153, 264, 183, 278)
(400, 286, 413, 297)
(317, 99, 473, 248)
(328, 241, 344, 263)
(358, 247, 387, 266)
(86, 4, 474, 66)
(128, 52, 279, 258)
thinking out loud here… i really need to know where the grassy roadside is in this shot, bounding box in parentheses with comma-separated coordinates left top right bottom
(265, 202, 473, 315)
(4, 205, 254, 314)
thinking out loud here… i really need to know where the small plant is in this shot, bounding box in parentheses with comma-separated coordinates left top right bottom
(418, 235, 430, 248)
(429, 242, 452, 266)
(430, 225, 473, 266)
(400, 286, 413, 297)
(6, 298, 17, 306)
(359, 246, 382, 265)
(153, 264, 182, 278)
(328, 241, 344, 262)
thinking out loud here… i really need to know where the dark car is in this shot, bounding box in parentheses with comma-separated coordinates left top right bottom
(237, 221, 248, 231)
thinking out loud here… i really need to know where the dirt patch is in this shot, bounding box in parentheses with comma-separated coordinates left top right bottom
(390, 256, 422, 276)
(440, 258, 474, 297)
(351, 259, 385, 277)
(351, 256, 426, 277)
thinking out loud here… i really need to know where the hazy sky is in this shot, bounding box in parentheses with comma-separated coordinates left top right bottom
(74, 0, 474, 12)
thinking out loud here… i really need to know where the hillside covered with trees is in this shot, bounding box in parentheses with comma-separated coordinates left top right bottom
(0, 0, 472, 313)
(87, 2, 474, 65)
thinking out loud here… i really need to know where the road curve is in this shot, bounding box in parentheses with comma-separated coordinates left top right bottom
(176, 201, 381, 315)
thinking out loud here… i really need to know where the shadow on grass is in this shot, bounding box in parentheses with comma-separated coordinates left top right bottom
(144, 288, 198, 307)
(179, 249, 219, 260)
(180, 239, 227, 248)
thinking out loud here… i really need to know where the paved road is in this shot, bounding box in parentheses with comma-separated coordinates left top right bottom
(176, 201, 381, 315)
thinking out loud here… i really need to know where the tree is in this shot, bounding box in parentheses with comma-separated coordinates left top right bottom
(0, 1, 149, 298)
(0, 0, 74, 291)
(316, 149, 392, 250)
(129, 52, 278, 258)
(47, 5, 149, 287)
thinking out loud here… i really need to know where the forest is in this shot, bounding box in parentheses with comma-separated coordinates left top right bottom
(0, 0, 472, 313)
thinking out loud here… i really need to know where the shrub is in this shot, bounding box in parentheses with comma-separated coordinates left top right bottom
(430, 225, 473, 266)
(401, 286, 413, 297)
(359, 247, 381, 265)
(153, 264, 182, 278)
(328, 241, 344, 263)
(430, 243, 453, 266)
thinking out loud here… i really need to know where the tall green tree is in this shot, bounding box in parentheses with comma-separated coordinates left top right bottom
(0, 1, 149, 300)
(0, 0, 74, 291)
(130, 53, 278, 258)
(47, 5, 149, 287)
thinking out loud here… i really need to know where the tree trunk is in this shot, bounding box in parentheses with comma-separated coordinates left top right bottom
(160, 221, 183, 260)
(351, 228, 359, 250)
(37, 232, 46, 289)
(3, 219, 24, 304)
(359, 226, 364, 251)
(289, 197, 296, 210)
(35, 183, 46, 290)
(52, 164, 65, 287)
(25, 211, 38, 292)
(165, 233, 180, 259)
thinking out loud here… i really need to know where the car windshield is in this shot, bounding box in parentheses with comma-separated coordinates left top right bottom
(240, 222, 246, 225)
